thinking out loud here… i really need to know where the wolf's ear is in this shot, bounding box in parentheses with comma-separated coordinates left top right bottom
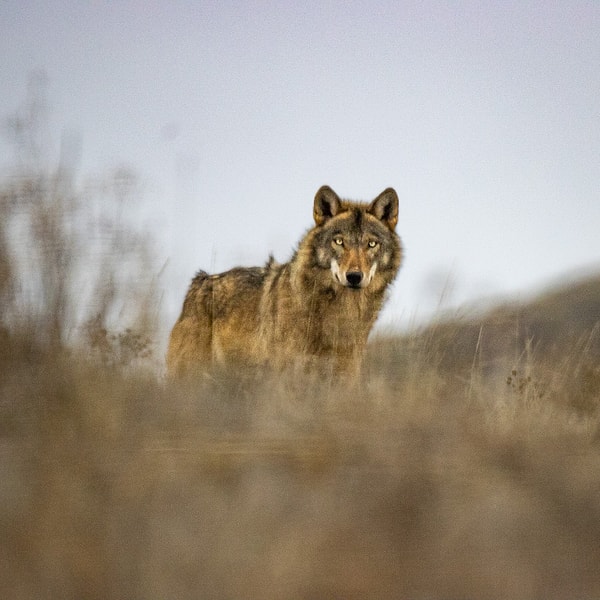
(313, 185, 342, 226)
(368, 188, 399, 230)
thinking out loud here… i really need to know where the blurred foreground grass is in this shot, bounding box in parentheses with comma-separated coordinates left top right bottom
(2, 265, 600, 599)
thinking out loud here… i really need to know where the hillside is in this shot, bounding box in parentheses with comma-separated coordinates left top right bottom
(442, 273, 600, 363)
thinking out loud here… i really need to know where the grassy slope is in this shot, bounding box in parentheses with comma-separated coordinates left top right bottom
(1, 276, 600, 600)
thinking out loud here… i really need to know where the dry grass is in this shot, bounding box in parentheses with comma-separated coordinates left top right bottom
(2, 241, 600, 600)
(2, 314, 600, 600)
(2, 92, 600, 599)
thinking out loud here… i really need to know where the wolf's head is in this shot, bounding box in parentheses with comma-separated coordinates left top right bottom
(311, 185, 401, 290)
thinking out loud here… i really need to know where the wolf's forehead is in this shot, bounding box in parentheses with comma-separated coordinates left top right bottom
(327, 209, 385, 237)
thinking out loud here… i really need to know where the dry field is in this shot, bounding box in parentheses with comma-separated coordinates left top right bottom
(2, 269, 600, 599)
(1, 152, 599, 598)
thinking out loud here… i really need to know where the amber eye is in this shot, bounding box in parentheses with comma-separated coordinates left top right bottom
(368, 240, 378, 248)
(334, 237, 344, 246)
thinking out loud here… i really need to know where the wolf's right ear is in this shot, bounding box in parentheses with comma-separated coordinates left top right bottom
(313, 185, 342, 226)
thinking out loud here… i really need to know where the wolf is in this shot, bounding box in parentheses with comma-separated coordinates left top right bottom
(166, 185, 402, 377)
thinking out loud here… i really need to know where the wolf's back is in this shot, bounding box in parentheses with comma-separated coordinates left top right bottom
(166, 265, 272, 376)
(179, 270, 210, 317)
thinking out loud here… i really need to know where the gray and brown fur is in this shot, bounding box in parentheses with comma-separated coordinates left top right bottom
(166, 185, 403, 376)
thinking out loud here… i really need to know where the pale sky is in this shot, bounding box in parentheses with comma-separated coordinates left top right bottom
(1, 1, 599, 332)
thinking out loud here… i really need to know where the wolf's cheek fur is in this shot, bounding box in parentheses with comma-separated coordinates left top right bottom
(316, 247, 331, 268)
(380, 250, 391, 268)
(367, 262, 378, 285)
(330, 258, 342, 284)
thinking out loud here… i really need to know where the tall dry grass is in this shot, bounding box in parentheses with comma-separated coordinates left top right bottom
(2, 83, 600, 600)
(2, 307, 600, 599)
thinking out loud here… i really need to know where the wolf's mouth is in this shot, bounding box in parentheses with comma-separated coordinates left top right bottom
(330, 260, 379, 289)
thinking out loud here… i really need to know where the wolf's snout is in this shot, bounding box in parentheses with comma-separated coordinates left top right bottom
(346, 271, 363, 288)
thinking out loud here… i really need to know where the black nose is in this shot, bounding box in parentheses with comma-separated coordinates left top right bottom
(346, 271, 363, 288)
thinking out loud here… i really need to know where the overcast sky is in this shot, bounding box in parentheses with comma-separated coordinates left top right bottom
(1, 1, 599, 331)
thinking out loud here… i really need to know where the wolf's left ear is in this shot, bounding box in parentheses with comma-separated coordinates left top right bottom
(313, 185, 342, 226)
(368, 188, 399, 230)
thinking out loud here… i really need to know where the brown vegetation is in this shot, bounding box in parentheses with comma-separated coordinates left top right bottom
(2, 87, 600, 599)
(2, 176, 600, 599)
(2, 284, 600, 599)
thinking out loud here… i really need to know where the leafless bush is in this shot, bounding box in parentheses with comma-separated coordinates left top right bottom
(0, 76, 159, 365)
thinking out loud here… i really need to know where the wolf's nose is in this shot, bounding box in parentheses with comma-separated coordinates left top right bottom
(346, 271, 363, 288)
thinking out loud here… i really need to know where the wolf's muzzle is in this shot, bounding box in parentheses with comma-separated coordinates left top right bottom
(346, 271, 363, 288)
(331, 259, 378, 289)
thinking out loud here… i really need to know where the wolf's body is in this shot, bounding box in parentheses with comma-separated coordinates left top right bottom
(166, 185, 402, 376)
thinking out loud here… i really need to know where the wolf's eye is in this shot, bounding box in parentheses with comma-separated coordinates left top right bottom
(368, 240, 378, 248)
(334, 237, 344, 246)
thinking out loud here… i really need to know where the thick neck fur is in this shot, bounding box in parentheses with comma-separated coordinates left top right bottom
(267, 222, 399, 358)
